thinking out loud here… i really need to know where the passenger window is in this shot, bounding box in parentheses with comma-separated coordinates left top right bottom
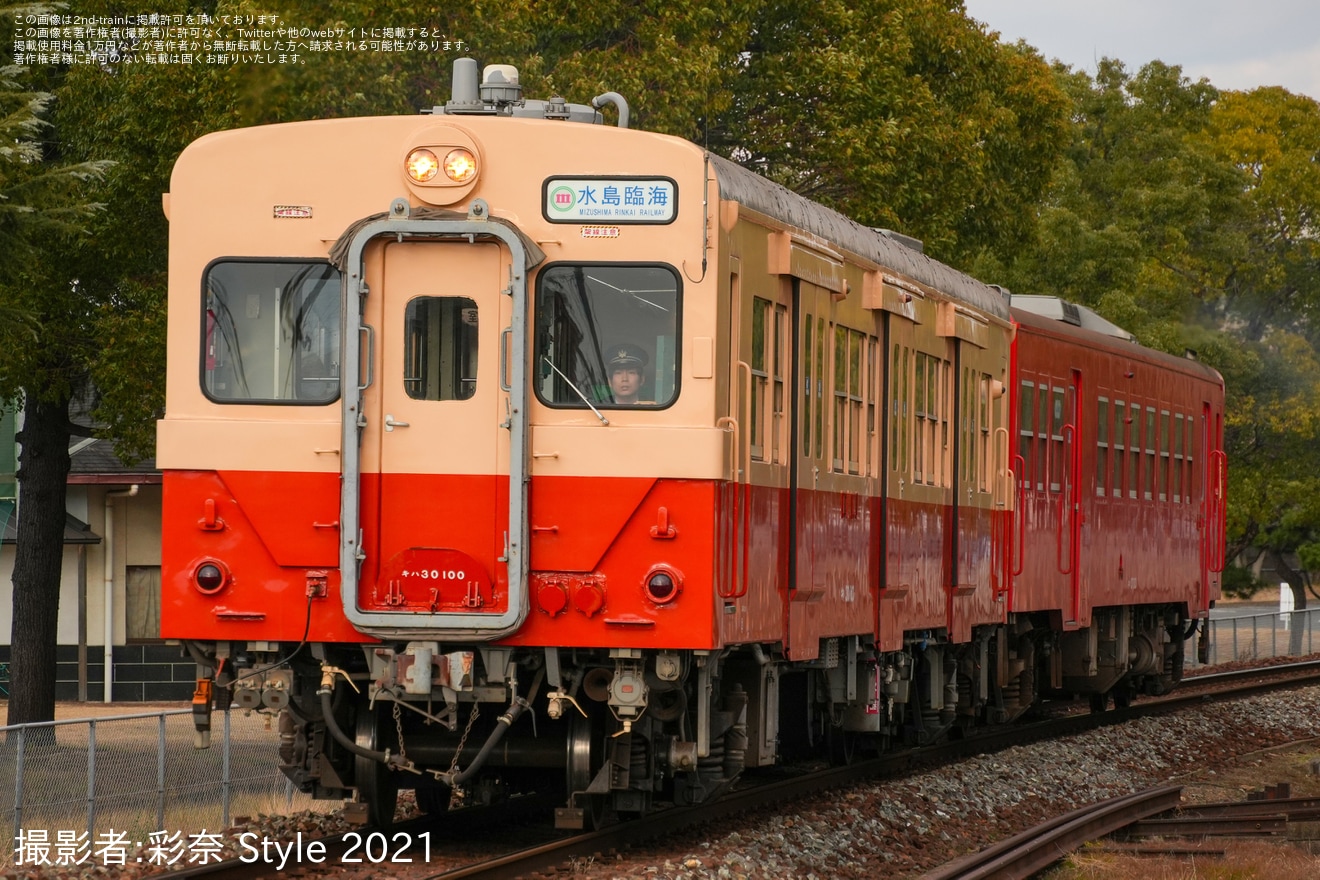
(403, 297, 478, 401)
(1128, 402, 1141, 498)
(1018, 382, 1034, 490)
(534, 264, 680, 409)
(1112, 399, 1125, 498)
(1050, 387, 1065, 493)
(202, 261, 341, 404)
(1096, 398, 1109, 496)
(751, 295, 768, 461)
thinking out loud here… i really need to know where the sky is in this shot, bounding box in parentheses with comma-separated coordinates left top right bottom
(961, 0, 1320, 100)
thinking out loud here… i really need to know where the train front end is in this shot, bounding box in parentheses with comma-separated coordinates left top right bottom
(158, 62, 737, 825)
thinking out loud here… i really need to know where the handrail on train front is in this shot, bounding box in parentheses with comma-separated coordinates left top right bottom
(337, 209, 532, 637)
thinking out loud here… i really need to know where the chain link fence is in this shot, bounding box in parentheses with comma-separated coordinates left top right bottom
(0, 707, 323, 863)
(1189, 607, 1320, 668)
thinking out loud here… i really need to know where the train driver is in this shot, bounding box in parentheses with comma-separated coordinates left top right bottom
(607, 343, 649, 405)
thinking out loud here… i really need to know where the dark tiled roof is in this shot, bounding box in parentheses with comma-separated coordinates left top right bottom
(68, 439, 159, 480)
(1, 508, 100, 545)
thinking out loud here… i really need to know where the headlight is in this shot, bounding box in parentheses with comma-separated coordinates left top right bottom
(405, 148, 439, 182)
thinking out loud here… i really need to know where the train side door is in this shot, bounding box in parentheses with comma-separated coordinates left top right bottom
(878, 311, 917, 652)
(1059, 370, 1084, 623)
(1199, 402, 1226, 613)
(787, 280, 832, 660)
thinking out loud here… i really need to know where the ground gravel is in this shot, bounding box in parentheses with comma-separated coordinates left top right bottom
(567, 686, 1320, 879)
(9, 687, 1320, 879)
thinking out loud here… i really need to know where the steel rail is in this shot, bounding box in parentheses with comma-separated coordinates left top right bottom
(916, 786, 1184, 880)
(152, 662, 1320, 880)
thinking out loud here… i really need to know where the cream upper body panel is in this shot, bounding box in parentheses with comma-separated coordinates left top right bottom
(159, 114, 722, 477)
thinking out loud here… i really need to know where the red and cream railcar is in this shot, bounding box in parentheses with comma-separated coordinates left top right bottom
(157, 61, 1224, 826)
(1007, 299, 1226, 708)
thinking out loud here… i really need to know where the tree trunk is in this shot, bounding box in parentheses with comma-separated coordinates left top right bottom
(7, 393, 72, 726)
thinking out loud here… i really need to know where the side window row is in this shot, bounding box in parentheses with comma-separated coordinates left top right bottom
(1015, 380, 1196, 503)
(1095, 396, 1195, 503)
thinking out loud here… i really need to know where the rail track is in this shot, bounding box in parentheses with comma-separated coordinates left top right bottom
(157, 659, 1320, 880)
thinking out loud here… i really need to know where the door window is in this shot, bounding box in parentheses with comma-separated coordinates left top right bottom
(403, 296, 479, 401)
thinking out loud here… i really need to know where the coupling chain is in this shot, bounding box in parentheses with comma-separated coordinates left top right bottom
(447, 702, 481, 809)
(393, 701, 408, 766)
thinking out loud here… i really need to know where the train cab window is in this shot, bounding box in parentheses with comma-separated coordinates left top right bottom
(1112, 399, 1125, 498)
(403, 297, 478, 401)
(1037, 385, 1050, 492)
(1096, 398, 1110, 497)
(533, 264, 680, 409)
(202, 260, 341, 404)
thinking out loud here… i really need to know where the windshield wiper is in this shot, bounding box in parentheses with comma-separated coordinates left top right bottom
(542, 356, 609, 425)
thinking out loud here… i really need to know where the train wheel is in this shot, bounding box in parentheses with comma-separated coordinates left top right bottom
(355, 703, 399, 826)
(1088, 692, 1110, 713)
(566, 712, 609, 829)
(828, 727, 859, 766)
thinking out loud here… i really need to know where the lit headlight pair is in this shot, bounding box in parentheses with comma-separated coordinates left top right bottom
(405, 147, 477, 184)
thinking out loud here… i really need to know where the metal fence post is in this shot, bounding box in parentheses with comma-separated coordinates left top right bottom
(157, 713, 167, 831)
(87, 721, 97, 835)
(222, 709, 232, 829)
(14, 724, 25, 837)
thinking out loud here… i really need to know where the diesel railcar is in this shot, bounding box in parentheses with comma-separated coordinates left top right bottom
(158, 60, 1226, 826)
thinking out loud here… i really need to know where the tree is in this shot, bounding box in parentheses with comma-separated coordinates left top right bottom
(0, 0, 242, 723)
(0, 58, 110, 724)
(711, 0, 1070, 264)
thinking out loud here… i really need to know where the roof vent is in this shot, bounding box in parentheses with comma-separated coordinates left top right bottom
(1011, 295, 1136, 342)
(480, 64, 522, 106)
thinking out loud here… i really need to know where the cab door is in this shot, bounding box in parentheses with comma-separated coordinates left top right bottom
(361, 240, 509, 618)
(339, 216, 533, 638)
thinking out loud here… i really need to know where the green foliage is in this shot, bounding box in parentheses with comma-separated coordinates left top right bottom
(1220, 563, 1261, 600)
(998, 58, 1320, 578)
(715, 1, 1070, 263)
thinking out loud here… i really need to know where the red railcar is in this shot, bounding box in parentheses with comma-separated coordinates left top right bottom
(1008, 300, 1226, 707)
(158, 61, 1225, 826)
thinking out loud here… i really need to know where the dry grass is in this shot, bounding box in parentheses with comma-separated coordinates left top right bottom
(1045, 741, 1320, 878)
(1047, 840, 1320, 879)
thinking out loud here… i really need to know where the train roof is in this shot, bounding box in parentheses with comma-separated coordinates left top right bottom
(1012, 300, 1224, 386)
(707, 154, 1011, 322)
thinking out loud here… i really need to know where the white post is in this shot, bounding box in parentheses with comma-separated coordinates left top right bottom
(103, 485, 139, 703)
(1280, 581, 1294, 631)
